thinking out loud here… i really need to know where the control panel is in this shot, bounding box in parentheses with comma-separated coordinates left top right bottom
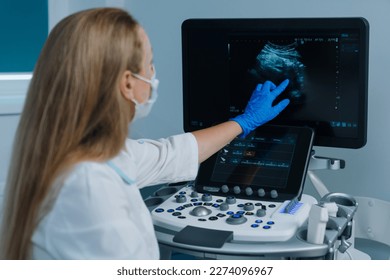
(149, 183, 316, 242)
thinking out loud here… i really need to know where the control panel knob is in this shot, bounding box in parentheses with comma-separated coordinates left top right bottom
(226, 196, 236, 204)
(201, 193, 212, 202)
(190, 191, 199, 198)
(257, 188, 265, 197)
(226, 214, 248, 225)
(221, 185, 229, 193)
(245, 187, 253, 196)
(219, 202, 229, 211)
(243, 202, 254, 211)
(175, 194, 187, 203)
(233, 186, 241, 194)
(256, 209, 266, 217)
(270, 190, 278, 199)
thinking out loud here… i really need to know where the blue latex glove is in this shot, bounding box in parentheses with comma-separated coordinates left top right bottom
(231, 79, 290, 138)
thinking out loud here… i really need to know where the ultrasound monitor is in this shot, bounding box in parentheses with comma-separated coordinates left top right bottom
(182, 17, 369, 149)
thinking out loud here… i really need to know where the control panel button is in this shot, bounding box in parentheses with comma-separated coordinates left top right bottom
(201, 193, 212, 202)
(270, 190, 278, 199)
(175, 194, 187, 203)
(219, 202, 229, 211)
(233, 186, 241, 194)
(245, 187, 253, 196)
(221, 185, 229, 193)
(190, 191, 199, 198)
(243, 202, 254, 211)
(258, 188, 266, 197)
(256, 209, 266, 217)
(226, 196, 236, 204)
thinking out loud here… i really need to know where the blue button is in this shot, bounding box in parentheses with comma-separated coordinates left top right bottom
(179, 191, 186, 195)
(176, 206, 184, 211)
(251, 224, 259, 228)
(194, 202, 202, 206)
(263, 225, 271, 229)
(212, 203, 220, 208)
(255, 219, 263, 223)
(267, 221, 275, 225)
(191, 199, 198, 202)
(167, 209, 174, 213)
(232, 214, 242, 219)
(237, 204, 244, 207)
(227, 211, 234, 215)
(155, 208, 164, 213)
(237, 210, 245, 215)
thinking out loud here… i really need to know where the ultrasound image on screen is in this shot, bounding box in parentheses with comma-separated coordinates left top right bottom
(249, 42, 305, 105)
(228, 36, 346, 126)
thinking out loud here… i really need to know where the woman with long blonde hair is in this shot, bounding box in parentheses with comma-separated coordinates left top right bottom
(0, 8, 289, 259)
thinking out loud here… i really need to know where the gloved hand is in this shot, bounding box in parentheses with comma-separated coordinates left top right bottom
(231, 79, 290, 138)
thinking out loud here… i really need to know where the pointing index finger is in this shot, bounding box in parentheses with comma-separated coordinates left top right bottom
(271, 79, 289, 98)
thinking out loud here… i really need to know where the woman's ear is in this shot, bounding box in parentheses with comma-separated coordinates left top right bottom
(119, 70, 135, 101)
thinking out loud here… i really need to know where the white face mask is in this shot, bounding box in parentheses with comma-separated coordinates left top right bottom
(131, 68, 159, 121)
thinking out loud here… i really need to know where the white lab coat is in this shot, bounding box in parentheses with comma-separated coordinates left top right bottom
(31, 133, 199, 259)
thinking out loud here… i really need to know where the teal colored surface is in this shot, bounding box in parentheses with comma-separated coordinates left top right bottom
(0, 0, 48, 72)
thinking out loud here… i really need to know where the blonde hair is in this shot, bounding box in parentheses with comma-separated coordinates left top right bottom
(0, 8, 143, 259)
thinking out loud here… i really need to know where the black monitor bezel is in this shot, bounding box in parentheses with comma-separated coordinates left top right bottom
(194, 125, 315, 202)
(182, 17, 369, 149)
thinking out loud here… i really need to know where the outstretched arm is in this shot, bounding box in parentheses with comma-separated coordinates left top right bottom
(192, 79, 290, 163)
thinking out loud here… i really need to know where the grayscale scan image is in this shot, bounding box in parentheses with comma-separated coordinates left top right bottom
(249, 42, 305, 105)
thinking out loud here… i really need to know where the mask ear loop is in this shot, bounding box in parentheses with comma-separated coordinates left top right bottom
(132, 72, 152, 84)
(132, 65, 159, 88)
(131, 65, 159, 106)
(132, 64, 152, 82)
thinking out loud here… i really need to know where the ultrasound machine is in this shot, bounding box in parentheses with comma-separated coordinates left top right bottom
(143, 17, 370, 259)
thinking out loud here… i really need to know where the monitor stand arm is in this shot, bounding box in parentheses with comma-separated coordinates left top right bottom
(307, 150, 346, 197)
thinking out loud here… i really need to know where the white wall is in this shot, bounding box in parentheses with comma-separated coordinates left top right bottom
(48, 0, 128, 29)
(126, 0, 390, 202)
